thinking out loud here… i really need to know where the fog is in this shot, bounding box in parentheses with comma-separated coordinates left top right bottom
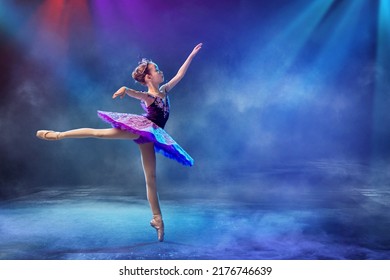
(0, 0, 388, 200)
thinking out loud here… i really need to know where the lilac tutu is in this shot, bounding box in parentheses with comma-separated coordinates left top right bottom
(97, 111, 194, 166)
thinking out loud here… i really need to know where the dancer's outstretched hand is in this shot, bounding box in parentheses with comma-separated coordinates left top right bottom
(190, 43, 202, 58)
(112, 87, 126, 99)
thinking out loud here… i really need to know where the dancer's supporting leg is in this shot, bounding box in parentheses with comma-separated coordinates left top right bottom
(139, 142, 164, 242)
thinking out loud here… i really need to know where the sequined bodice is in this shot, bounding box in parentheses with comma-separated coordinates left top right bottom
(141, 95, 170, 128)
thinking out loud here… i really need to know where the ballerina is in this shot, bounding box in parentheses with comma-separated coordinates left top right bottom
(37, 43, 203, 241)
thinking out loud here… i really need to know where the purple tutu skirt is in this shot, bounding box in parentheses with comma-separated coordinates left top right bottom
(97, 111, 194, 166)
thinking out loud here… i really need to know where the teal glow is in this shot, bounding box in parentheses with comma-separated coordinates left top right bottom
(312, 0, 367, 81)
(238, 1, 335, 109)
(377, 0, 390, 72)
(267, 0, 334, 76)
(0, 2, 25, 38)
(372, 0, 390, 160)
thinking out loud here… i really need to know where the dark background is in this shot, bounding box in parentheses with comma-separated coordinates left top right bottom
(1, 0, 389, 200)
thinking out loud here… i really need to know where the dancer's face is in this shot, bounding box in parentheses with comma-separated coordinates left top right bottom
(146, 63, 164, 84)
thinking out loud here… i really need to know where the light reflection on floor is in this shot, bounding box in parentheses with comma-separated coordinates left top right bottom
(1, 181, 389, 260)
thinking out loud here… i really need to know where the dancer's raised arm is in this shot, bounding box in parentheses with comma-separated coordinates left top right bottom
(165, 43, 202, 92)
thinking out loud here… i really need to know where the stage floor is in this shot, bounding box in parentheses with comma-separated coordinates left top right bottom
(1, 180, 390, 260)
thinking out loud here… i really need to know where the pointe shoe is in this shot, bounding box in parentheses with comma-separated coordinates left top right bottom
(36, 130, 61, 140)
(150, 215, 164, 242)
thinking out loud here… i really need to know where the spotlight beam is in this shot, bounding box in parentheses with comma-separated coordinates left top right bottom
(372, 0, 390, 160)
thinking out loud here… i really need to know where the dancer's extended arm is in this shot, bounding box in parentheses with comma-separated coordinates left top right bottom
(165, 43, 202, 92)
(112, 86, 149, 101)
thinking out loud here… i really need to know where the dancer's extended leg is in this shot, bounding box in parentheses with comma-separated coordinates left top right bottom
(139, 142, 164, 242)
(36, 128, 139, 140)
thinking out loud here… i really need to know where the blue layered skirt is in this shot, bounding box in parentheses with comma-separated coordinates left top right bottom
(97, 111, 193, 166)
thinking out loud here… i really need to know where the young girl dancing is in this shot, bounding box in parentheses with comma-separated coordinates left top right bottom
(36, 43, 203, 242)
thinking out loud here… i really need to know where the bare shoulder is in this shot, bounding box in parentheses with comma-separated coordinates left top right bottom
(159, 83, 170, 94)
